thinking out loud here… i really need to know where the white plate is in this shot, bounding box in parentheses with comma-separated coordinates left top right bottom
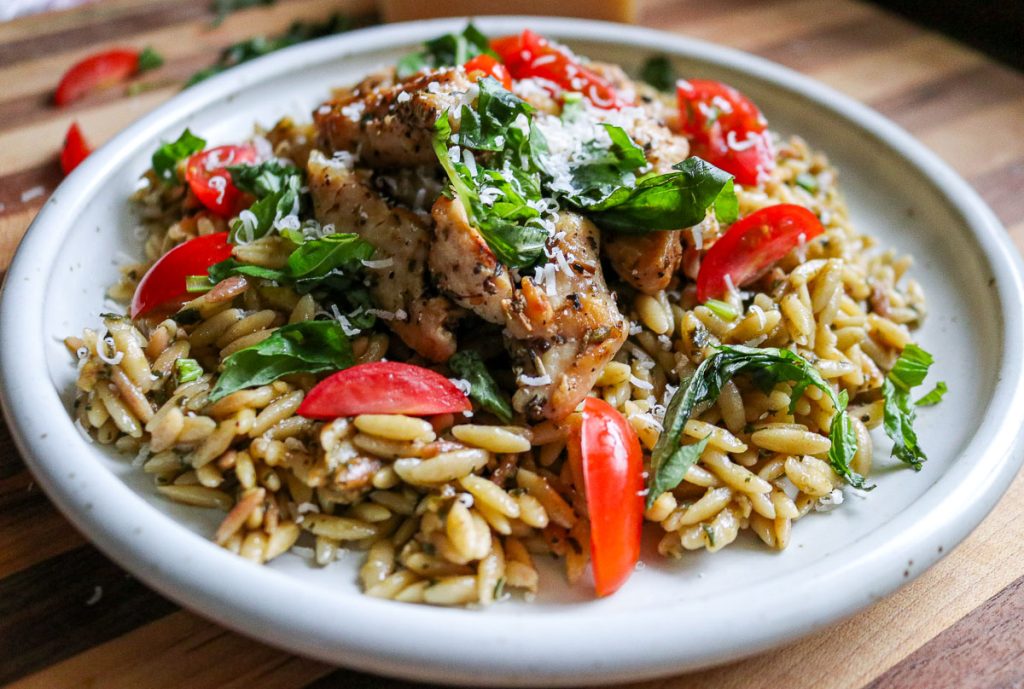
(2, 17, 1023, 687)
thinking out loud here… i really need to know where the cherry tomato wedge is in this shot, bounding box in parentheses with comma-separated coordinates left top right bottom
(184, 145, 257, 217)
(54, 49, 141, 106)
(491, 30, 627, 109)
(130, 232, 234, 319)
(297, 361, 472, 419)
(463, 54, 513, 90)
(60, 122, 92, 176)
(696, 204, 824, 302)
(568, 397, 644, 597)
(677, 79, 774, 186)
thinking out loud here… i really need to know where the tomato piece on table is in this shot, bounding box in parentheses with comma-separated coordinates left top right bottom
(696, 204, 824, 302)
(297, 361, 472, 419)
(677, 78, 775, 186)
(184, 145, 257, 217)
(60, 122, 93, 176)
(54, 49, 141, 106)
(463, 54, 513, 90)
(568, 397, 644, 598)
(491, 29, 628, 109)
(130, 232, 234, 319)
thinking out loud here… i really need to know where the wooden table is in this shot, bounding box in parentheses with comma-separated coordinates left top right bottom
(2, 0, 1024, 686)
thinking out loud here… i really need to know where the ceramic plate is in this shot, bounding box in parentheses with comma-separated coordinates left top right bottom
(2, 17, 1023, 687)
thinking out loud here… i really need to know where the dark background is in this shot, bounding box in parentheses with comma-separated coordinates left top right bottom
(871, 0, 1023, 69)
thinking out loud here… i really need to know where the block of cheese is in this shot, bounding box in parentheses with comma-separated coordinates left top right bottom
(378, 0, 637, 24)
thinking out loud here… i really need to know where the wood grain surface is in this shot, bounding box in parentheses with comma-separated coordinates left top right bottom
(1, 0, 1023, 687)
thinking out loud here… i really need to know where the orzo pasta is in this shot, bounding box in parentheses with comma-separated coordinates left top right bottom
(65, 25, 945, 605)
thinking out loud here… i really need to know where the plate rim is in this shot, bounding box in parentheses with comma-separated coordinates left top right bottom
(2, 16, 1023, 686)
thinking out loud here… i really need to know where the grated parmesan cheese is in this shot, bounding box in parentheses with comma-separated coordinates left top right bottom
(517, 373, 552, 386)
(20, 186, 45, 202)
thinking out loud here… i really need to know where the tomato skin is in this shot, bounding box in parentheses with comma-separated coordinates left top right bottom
(696, 204, 824, 302)
(568, 397, 644, 598)
(297, 361, 472, 419)
(184, 145, 257, 217)
(463, 54, 513, 90)
(491, 30, 627, 109)
(677, 79, 774, 186)
(130, 232, 234, 319)
(60, 122, 92, 176)
(55, 49, 140, 106)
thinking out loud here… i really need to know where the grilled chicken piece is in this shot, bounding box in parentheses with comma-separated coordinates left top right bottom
(314, 68, 475, 169)
(431, 198, 627, 421)
(307, 150, 461, 361)
(604, 231, 683, 294)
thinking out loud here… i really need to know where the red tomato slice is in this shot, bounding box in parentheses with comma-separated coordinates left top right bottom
(491, 30, 627, 109)
(54, 49, 140, 106)
(696, 204, 824, 302)
(297, 361, 472, 419)
(463, 54, 513, 90)
(130, 232, 234, 319)
(184, 145, 257, 217)
(677, 79, 774, 186)
(60, 122, 93, 176)
(568, 397, 644, 597)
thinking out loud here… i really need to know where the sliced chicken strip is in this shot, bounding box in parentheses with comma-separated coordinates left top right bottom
(307, 150, 461, 362)
(314, 68, 476, 169)
(430, 198, 627, 421)
(604, 231, 683, 294)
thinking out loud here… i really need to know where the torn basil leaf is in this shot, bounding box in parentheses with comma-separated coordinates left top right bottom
(881, 344, 939, 469)
(209, 320, 352, 401)
(587, 157, 737, 232)
(397, 23, 495, 78)
(174, 358, 203, 385)
(448, 350, 514, 423)
(151, 129, 205, 183)
(639, 55, 676, 92)
(915, 381, 947, 407)
(227, 163, 305, 242)
(648, 344, 864, 508)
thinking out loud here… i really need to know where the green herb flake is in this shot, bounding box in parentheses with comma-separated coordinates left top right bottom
(704, 299, 738, 321)
(174, 358, 204, 384)
(915, 381, 948, 407)
(448, 350, 514, 424)
(208, 320, 353, 402)
(137, 46, 164, 73)
(151, 129, 206, 183)
(185, 275, 213, 293)
(795, 172, 819, 193)
(639, 55, 676, 92)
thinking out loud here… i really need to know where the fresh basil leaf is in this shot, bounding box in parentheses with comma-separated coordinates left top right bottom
(888, 343, 933, 392)
(228, 165, 304, 242)
(554, 124, 647, 208)
(227, 161, 303, 197)
(915, 381, 947, 407)
(448, 351, 513, 423)
(639, 55, 676, 92)
(287, 233, 375, 280)
(881, 344, 939, 469)
(151, 129, 205, 183)
(174, 358, 203, 385)
(209, 321, 352, 401)
(647, 344, 865, 507)
(713, 178, 738, 224)
(137, 46, 164, 73)
(587, 157, 736, 233)
(433, 112, 548, 269)
(458, 77, 535, 152)
(397, 23, 495, 79)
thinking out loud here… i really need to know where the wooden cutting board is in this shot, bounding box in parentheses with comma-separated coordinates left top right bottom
(2, 1, 1024, 687)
